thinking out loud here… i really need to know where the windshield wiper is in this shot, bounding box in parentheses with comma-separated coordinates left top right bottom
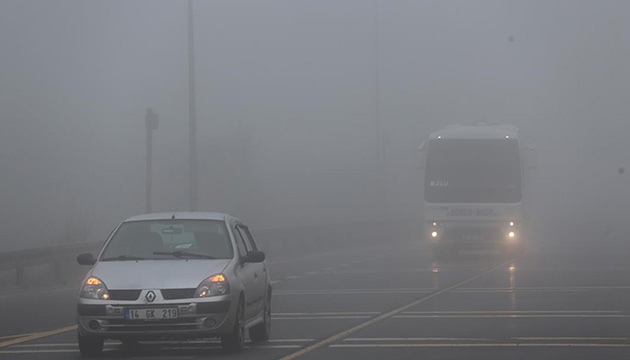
(100, 255, 145, 261)
(153, 251, 216, 259)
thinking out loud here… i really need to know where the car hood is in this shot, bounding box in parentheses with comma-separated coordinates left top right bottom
(90, 259, 231, 289)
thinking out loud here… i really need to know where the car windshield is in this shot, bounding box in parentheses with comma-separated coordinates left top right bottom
(425, 138, 522, 203)
(100, 220, 233, 261)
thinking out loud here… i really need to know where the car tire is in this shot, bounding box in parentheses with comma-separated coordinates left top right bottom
(221, 299, 245, 352)
(78, 331, 103, 357)
(249, 293, 271, 342)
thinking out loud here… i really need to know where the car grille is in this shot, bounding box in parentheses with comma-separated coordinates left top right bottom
(161, 288, 196, 300)
(103, 318, 202, 332)
(108, 290, 141, 301)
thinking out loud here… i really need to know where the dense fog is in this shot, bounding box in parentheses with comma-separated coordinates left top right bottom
(1, 0, 629, 251)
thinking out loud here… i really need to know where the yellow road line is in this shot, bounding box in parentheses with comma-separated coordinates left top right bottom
(278, 259, 514, 360)
(0, 325, 77, 349)
(0, 334, 32, 341)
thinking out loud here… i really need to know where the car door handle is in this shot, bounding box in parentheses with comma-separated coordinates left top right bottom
(254, 273, 258, 280)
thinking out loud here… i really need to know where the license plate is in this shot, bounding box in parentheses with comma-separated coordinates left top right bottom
(125, 308, 178, 320)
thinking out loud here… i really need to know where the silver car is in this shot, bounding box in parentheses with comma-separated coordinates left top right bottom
(76, 212, 271, 356)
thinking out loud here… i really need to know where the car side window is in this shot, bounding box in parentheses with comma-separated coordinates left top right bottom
(236, 225, 256, 252)
(233, 225, 248, 256)
(240, 226, 258, 251)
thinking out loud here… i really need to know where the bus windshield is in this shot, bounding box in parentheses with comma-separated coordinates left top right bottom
(424, 138, 522, 203)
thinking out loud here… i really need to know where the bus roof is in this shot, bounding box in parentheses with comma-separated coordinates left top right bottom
(428, 123, 519, 140)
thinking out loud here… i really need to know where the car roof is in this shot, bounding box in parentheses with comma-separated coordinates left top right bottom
(124, 212, 236, 222)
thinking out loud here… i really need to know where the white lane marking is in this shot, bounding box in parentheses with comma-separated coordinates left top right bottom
(329, 343, 630, 348)
(344, 336, 630, 342)
(274, 288, 434, 295)
(304, 271, 320, 275)
(0, 345, 303, 354)
(12, 339, 315, 348)
(285, 276, 301, 280)
(270, 280, 281, 285)
(403, 311, 622, 314)
(0, 350, 91, 354)
(340, 263, 350, 267)
(274, 316, 372, 320)
(274, 312, 381, 316)
(268, 339, 315, 343)
(513, 337, 630, 341)
(250, 345, 301, 349)
(344, 338, 493, 342)
(13, 344, 79, 348)
(393, 314, 630, 318)
(454, 286, 630, 293)
(325, 268, 482, 274)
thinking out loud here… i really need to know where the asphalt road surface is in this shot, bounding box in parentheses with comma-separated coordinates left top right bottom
(2, 236, 630, 359)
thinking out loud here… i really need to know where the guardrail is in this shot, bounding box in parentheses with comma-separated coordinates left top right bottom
(0, 219, 418, 288)
(0, 241, 102, 286)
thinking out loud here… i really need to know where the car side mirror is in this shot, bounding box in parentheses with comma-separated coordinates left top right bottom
(242, 250, 265, 264)
(77, 253, 96, 266)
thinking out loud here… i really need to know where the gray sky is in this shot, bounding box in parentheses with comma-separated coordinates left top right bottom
(1, 0, 630, 250)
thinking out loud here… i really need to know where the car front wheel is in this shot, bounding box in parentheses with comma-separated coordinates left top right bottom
(249, 294, 271, 342)
(221, 299, 245, 352)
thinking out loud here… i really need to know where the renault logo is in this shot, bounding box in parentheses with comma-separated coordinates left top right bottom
(145, 291, 156, 303)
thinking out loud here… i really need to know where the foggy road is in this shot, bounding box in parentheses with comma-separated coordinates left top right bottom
(3, 1, 630, 359)
(2, 237, 630, 360)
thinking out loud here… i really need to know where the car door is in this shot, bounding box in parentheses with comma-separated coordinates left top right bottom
(231, 223, 259, 320)
(237, 224, 267, 315)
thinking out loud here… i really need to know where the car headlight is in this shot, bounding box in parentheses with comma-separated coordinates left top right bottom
(195, 274, 230, 298)
(80, 277, 110, 300)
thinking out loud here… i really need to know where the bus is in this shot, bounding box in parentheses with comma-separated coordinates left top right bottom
(419, 123, 534, 258)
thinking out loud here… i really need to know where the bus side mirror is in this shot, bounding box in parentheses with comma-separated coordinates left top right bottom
(417, 142, 426, 170)
(522, 147, 537, 169)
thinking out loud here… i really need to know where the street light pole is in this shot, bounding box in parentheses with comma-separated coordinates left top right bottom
(373, 0, 387, 220)
(188, 0, 199, 211)
(145, 108, 159, 213)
